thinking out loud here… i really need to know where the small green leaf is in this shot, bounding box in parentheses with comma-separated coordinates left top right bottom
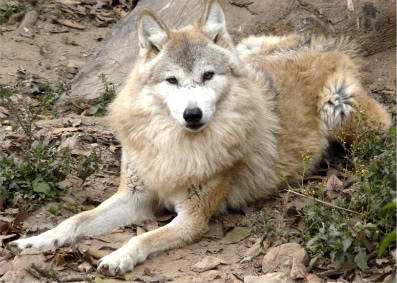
(306, 237, 317, 251)
(383, 200, 396, 210)
(355, 250, 368, 271)
(334, 253, 345, 271)
(31, 140, 41, 149)
(88, 105, 100, 115)
(32, 176, 55, 197)
(308, 255, 319, 271)
(343, 237, 352, 252)
(378, 230, 396, 257)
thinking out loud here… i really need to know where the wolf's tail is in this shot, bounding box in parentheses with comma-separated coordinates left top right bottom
(318, 61, 391, 142)
(310, 35, 365, 58)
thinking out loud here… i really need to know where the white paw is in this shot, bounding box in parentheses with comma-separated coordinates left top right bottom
(9, 228, 72, 252)
(97, 246, 143, 276)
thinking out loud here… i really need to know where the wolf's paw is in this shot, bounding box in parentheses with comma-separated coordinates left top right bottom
(9, 229, 69, 253)
(97, 246, 143, 276)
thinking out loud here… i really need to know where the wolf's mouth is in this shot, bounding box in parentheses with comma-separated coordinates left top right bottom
(185, 123, 204, 131)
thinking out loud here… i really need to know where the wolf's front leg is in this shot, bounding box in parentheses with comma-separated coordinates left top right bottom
(97, 176, 230, 276)
(10, 164, 154, 252)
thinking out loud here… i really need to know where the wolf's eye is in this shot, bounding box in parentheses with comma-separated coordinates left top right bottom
(203, 72, 214, 82)
(166, 77, 178, 85)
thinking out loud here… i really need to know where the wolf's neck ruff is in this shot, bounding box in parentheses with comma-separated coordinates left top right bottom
(110, 72, 278, 194)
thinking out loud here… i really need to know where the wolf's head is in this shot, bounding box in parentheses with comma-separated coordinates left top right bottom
(135, 0, 242, 132)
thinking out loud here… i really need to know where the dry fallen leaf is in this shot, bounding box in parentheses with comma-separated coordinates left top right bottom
(221, 227, 250, 244)
(53, 127, 79, 134)
(327, 174, 343, 190)
(192, 256, 229, 272)
(222, 213, 242, 230)
(157, 213, 176, 223)
(326, 174, 344, 199)
(56, 0, 82, 4)
(62, 19, 86, 30)
(143, 221, 159, 231)
(8, 10, 25, 25)
(136, 227, 146, 236)
(114, 7, 127, 18)
(0, 216, 15, 223)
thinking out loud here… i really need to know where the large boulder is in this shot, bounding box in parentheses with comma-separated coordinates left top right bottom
(63, 0, 396, 107)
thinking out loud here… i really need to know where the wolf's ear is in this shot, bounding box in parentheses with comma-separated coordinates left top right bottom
(200, 0, 231, 45)
(137, 9, 169, 55)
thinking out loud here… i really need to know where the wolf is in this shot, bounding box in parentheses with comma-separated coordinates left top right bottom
(10, 0, 391, 276)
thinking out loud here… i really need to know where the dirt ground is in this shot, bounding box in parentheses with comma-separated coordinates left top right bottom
(0, 0, 396, 282)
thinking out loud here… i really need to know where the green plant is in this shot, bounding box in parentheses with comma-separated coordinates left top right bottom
(87, 74, 116, 117)
(0, 2, 24, 24)
(378, 200, 396, 257)
(302, 124, 396, 271)
(0, 141, 65, 206)
(0, 84, 101, 208)
(0, 84, 63, 148)
(53, 9, 72, 19)
(38, 82, 70, 117)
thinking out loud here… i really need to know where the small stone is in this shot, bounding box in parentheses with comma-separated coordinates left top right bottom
(240, 256, 252, 264)
(59, 135, 79, 150)
(244, 272, 289, 283)
(56, 179, 72, 190)
(244, 239, 268, 258)
(203, 270, 222, 280)
(305, 273, 322, 283)
(78, 262, 93, 273)
(192, 256, 229, 272)
(262, 243, 308, 274)
(72, 119, 82, 127)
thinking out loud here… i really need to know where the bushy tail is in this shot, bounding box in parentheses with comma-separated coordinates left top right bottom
(310, 35, 365, 58)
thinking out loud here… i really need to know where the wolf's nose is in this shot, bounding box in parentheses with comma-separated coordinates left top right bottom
(183, 107, 202, 123)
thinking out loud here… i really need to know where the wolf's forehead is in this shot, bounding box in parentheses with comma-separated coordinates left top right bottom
(164, 30, 224, 72)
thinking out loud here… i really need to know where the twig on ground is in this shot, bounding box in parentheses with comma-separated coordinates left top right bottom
(59, 275, 95, 282)
(29, 263, 59, 281)
(25, 267, 43, 281)
(287, 189, 361, 215)
(27, 263, 94, 283)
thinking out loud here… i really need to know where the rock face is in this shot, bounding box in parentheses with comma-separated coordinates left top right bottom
(64, 0, 396, 106)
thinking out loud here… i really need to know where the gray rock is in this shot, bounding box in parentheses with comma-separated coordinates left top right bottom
(0, 261, 12, 276)
(262, 242, 308, 275)
(65, 0, 396, 107)
(244, 272, 289, 283)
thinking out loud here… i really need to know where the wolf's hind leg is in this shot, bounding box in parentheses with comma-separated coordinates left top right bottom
(10, 163, 154, 252)
(97, 176, 230, 276)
